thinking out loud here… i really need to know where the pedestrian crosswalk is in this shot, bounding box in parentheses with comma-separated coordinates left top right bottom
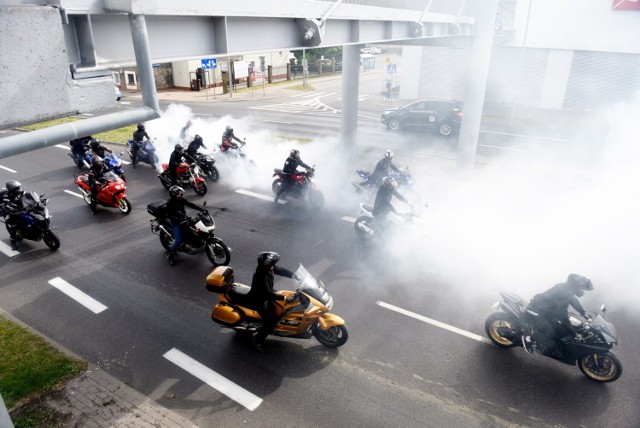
(251, 91, 369, 116)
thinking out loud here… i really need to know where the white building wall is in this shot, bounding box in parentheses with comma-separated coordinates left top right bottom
(539, 50, 573, 109)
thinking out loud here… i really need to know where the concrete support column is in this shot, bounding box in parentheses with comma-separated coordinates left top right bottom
(129, 14, 159, 112)
(340, 44, 361, 157)
(456, 0, 498, 174)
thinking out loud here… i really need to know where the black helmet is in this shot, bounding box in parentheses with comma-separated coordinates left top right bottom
(225, 125, 233, 132)
(137, 123, 145, 131)
(6, 180, 21, 194)
(89, 139, 100, 149)
(567, 273, 593, 295)
(258, 251, 280, 267)
(169, 185, 184, 198)
(91, 155, 103, 165)
(194, 134, 203, 144)
(174, 143, 184, 153)
(290, 149, 300, 159)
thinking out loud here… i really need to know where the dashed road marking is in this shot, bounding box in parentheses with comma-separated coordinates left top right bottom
(341, 216, 356, 223)
(376, 301, 493, 344)
(0, 241, 20, 257)
(235, 189, 286, 204)
(64, 190, 83, 198)
(163, 348, 263, 411)
(49, 277, 108, 314)
(0, 165, 17, 173)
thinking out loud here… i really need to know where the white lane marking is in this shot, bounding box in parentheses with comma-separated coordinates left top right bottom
(119, 101, 132, 105)
(163, 348, 262, 411)
(0, 241, 20, 257)
(235, 189, 286, 204)
(55, 144, 70, 150)
(0, 165, 17, 173)
(263, 120, 294, 125)
(64, 190, 83, 198)
(290, 91, 317, 98)
(480, 130, 567, 142)
(81, 113, 94, 116)
(376, 301, 493, 345)
(300, 91, 325, 98)
(478, 144, 524, 152)
(342, 216, 356, 223)
(48, 277, 108, 314)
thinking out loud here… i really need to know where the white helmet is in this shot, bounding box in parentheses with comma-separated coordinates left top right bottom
(385, 150, 393, 160)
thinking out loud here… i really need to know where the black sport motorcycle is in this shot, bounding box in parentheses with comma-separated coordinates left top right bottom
(485, 292, 622, 383)
(0, 191, 60, 251)
(147, 200, 230, 266)
(191, 152, 219, 182)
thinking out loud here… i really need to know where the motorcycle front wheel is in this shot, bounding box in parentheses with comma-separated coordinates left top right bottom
(484, 312, 521, 349)
(354, 216, 376, 240)
(193, 181, 208, 196)
(206, 239, 230, 266)
(43, 230, 60, 251)
(117, 197, 132, 214)
(578, 351, 622, 383)
(312, 323, 348, 348)
(207, 166, 219, 182)
(272, 179, 283, 195)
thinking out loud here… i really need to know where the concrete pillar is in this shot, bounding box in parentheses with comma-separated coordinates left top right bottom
(456, 0, 498, 174)
(129, 14, 159, 112)
(0, 393, 13, 428)
(340, 44, 361, 158)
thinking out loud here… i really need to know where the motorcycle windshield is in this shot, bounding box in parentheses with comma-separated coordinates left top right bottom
(22, 191, 41, 208)
(103, 171, 120, 182)
(592, 314, 617, 343)
(294, 265, 330, 305)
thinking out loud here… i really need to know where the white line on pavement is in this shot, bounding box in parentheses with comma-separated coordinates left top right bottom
(64, 190, 83, 198)
(0, 241, 20, 257)
(55, 144, 70, 150)
(235, 189, 286, 204)
(163, 348, 263, 411)
(263, 120, 294, 125)
(341, 216, 356, 223)
(48, 277, 108, 314)
(290, 91, 316, 98)
(0, 165, 17, 173)
(376, 301, 493, 345)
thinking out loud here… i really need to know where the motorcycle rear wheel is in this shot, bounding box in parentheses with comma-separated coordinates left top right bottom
(43, 230, 60, 251)
(194, 181, 208, 196)
(272, 179, 282, 195)
(159, 230, 173, 250)
(354, 216, 376, 240)
(313, 323, 348, 348)
(206, 239, 230, 266)
(484, 312, 520, 348)
(578, 351, 622, 383)
(207, 166, 219, 182)
(159, 173, 171, 189)
(118, 197, 132, 214)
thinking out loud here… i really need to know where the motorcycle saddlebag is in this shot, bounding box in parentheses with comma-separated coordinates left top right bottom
(206, 266, 234, 293)
(211, 303, 242, 325)
(147, 200, 168, 218)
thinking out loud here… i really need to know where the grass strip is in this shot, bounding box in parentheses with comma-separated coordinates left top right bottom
(16, 117, 134, 145)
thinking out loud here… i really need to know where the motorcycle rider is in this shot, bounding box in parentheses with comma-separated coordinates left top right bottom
(522, 274, 594, 355)
(274, 149, 313, 203)
(220, 125, 243, 152)
(370, 150, 401, 187)
(247, 251, 297, 350)
(165, 185, 205, 266)
(187, 134, 208, 162)
(88, 155, 109, 214)
(168, 143, 190, 187)
(131, 123, 152, 168)
(89, 139, 113, 159)
(2, 180, 25, 250)
(69, 135, 92, 166)
(179, 119, 193, 141)
(372, 176, 411, 230)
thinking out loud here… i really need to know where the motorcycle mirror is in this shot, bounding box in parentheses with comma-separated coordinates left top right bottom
(600, 304, 607, 315)
(202, 201, 207, 208)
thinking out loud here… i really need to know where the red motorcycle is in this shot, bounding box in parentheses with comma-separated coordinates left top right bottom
(73, 171, 131, 214)
(158, 162, 207, 196)
(272, 166, 324, 209)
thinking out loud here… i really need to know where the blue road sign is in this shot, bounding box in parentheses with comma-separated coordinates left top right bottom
(201, 58, 217, 69)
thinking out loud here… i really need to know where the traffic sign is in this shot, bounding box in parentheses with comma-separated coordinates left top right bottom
(201, 58, 217, 69)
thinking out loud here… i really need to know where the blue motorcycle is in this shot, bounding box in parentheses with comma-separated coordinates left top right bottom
(102, 152, 126, 181)
(126, 139, 158, 169)
(0, 191, 60, 251)
(351, 167, 414, 194)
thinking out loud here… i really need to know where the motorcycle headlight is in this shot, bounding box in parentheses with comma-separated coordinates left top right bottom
(325, 295, 333, 311)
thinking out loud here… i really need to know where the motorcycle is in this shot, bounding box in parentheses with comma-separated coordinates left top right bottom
(272, 166, 324, 209)
(191, 152, 219, 182)
(147, 200, 230, 266)
(102, 151, 126, 182)
(73, 170, 131, 214)
(68, 137, 91, 169)
(217, 140, 256, 168)
(206, 264, 348, 347)
(485, 292, 622, 383)
(351, 166, 413, 194)
(158, 162, 208, 196)
(0, 191, 60, 251)
(353, 202, 419, 241)
(126, 139, 158, 169)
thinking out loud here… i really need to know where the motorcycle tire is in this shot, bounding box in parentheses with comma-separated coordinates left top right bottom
(80, 189, 92, 205)
(207, 166, 219, 182)
(159, 174, 171, 190)
(206, 238, 231, 266)
(43, 230, 60, 251)
(159, 230, 173, 251)
(312, 323, 348, 348)
(354, 216, 376, 240)
(117, 197, 132, 214)
(308, 190, 324, 210)
(578, 351, 622, 383)
(272, 179, 283, 195)
(194, 181, 208, 196)
(484, 312, 521, 349)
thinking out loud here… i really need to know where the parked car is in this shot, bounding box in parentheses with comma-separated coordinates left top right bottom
(380, 99, 463, 136)
(115, 86, 122, 101)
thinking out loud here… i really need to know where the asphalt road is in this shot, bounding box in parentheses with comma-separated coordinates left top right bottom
(0, 81, 638, 427)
